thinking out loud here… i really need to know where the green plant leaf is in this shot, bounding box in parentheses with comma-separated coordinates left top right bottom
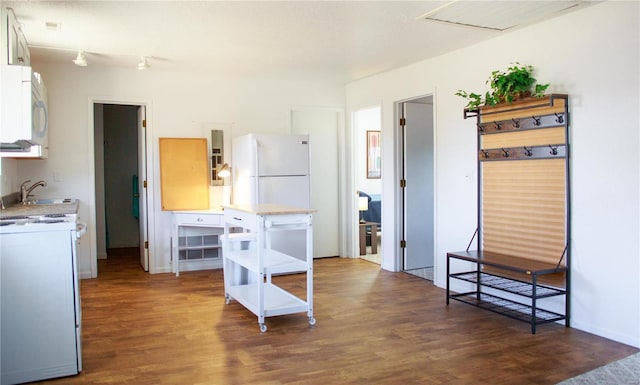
(455, 63, 550, 108)
(534, 83, 550, 97)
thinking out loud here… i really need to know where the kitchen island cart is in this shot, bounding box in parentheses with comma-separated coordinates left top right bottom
(222, 203, 316, 332)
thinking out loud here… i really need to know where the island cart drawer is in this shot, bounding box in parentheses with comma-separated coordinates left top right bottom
(224, 210, 258, 230)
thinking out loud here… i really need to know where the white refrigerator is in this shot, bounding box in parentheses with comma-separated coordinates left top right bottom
(232, 133, 311, 260)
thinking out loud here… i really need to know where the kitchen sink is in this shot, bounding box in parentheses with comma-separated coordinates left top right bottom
(26, 198, 75, 205)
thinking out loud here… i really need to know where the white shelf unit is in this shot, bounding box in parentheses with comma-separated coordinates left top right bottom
(172, 211, 224, 276)
(222, 204, 316, 332)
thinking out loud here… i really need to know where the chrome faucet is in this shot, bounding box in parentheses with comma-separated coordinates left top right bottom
(20, 180, 47, 204)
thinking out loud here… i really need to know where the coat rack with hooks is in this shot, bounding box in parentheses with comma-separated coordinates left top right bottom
(479, 143, 566, 161)
(475, 111, 567, 134)
(447, 94, 571, 334)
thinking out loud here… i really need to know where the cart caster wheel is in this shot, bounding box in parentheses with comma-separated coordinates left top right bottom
(309, 317, 316, 326)
(259, 323, 267, 333)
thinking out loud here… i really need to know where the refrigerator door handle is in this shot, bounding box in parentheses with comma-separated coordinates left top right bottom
(253, 138, 261, 203)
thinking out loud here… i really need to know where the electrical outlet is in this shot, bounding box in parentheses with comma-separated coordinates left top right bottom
(53, 171, 63, 182)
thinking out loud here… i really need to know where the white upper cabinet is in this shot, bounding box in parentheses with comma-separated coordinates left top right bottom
(2, 7, 30, 66)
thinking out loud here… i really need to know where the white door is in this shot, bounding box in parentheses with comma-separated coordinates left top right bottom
(291, 109, 340, 258)
(401, 97, 435, 271)
(137, 106, 149, 271)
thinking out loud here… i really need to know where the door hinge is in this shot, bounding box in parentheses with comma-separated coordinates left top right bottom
(143, 180, 147, 188)
(142, 119, 147, 128)
(400, 240, 406, 248)
(399, 117, 406, 126)
(400, 179, 406, 188)
(144, 241, 148, 249)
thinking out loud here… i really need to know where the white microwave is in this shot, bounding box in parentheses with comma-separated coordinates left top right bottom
(0, 65, 49, 158)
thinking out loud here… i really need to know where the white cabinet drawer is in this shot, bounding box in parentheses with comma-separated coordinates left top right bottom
(175, 213, 222, 226)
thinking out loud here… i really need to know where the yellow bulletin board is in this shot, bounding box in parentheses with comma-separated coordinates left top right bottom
(159, 138, 210, 210)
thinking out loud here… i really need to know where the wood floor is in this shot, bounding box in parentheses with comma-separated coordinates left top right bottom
(34, 249, 637, 385)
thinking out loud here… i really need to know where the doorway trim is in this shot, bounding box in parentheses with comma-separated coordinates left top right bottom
(351, 105, 383, 261)
(87, 97, 155, 277)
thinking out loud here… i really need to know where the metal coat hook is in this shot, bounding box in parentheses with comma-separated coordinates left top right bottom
(549, 145, 558, 155)
(481, 150, 489, 158)
(477, 123, 485, 132)
(512, 119, 520, 128)
(555, 113, 564, 124)
(494, 121, 502, 130)
(501, 148, 509, 158)
(524, 146, 532, 157)
(532, 116, 541, 126)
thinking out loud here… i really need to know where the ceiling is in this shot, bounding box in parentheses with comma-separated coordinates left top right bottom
(6, 1, 594, 83)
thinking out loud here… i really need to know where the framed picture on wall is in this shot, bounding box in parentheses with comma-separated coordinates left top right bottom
(367, 130, 381, 179)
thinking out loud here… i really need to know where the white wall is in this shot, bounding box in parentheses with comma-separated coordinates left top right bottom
(346, 2, 639, 347)
(9, 63, 344, 279)
(0, 158, 18, 197)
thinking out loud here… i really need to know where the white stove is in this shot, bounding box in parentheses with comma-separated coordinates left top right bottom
(1, 208, 85, 384)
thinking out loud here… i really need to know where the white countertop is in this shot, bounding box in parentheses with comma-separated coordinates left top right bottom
(0, 199, 79, 218)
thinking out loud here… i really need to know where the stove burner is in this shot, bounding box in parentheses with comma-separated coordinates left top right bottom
(44, 214, 67, 218)
(31, 219, 65, 224)
(2, 215, 29, 220)
(0, 221, 16, 226)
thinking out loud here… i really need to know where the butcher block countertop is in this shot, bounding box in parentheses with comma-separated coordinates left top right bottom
(0, 199, 79, 218)
(223, 203, 316, 216)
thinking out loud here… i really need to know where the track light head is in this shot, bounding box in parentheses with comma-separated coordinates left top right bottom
(137, 56, 150, 70)
(72, 51, 87, 66)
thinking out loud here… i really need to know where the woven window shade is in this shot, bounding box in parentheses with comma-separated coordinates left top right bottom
(481, 159, 566, 265)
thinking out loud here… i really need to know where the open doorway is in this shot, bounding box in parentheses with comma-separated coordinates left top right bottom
(354, 106, 382, 264)
(397, 95, 435, 281)
(93, 103, 150, 273)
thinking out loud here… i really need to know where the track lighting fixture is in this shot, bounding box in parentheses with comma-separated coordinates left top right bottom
(72, 51, 87, 66)
(68, 50, 151, 69)
(217, 163, 231, 178)
(137, 56, 150, 70)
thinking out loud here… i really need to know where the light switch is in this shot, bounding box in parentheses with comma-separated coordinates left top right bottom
(464, 170, 475, 182)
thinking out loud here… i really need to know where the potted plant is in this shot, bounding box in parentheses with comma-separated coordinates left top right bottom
(456, 63, 550, 109)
